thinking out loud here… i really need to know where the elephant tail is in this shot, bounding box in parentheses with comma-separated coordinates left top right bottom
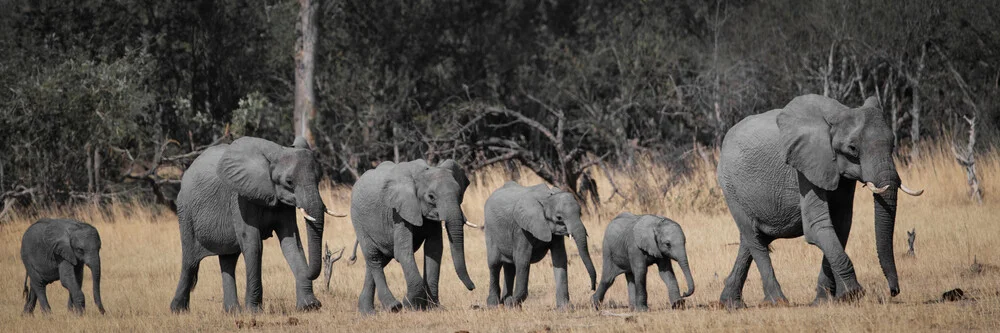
(348, 239, 360, 264)
(22, 273, 28, 301)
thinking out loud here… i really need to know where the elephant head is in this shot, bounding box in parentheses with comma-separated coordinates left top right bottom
(634, 216, 694, 298)
(515, 186, 598, 290)
(776, 95, 923, 296)
(48, 223, 105, 314)
(384, 159, 476, 290)
(217, 136, 331, 280)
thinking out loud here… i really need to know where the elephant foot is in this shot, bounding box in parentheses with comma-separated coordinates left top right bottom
(632, 305, 649, 312)
(835, 287, 865, 303)
(383, 300, 403, 313)
(502, 297, 522, 309)
(170, 299, 190, 314)
(591, 295, 601, 311)
(715, 298, 746, 310)
(671, 299, 687, 310)
(246, 303, 264, 314)
(758, 297, 790, 308)
(224, 303, 242, 314)
(296, 298, 322, 312)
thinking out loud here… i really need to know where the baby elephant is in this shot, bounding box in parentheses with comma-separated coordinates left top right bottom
(484, 182, 597, 310)
(592, 213, 694, 311)
(21, 218, 105, 315)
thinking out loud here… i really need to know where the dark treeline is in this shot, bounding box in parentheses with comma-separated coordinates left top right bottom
(1, 0, 998, 210)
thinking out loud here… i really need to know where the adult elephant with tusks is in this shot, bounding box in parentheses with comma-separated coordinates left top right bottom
(350, 159, 476, 315)
(717, 94, 924, 308)
(169, 136, 346, 313)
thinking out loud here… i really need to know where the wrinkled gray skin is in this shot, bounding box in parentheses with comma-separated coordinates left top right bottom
(484, 182, 597, 310)
(21, 218, 105, 315)
(592, 213, 694, 311)
(718, 95, 905, 308)
(350, 159, 475, 315)
(170, 136, 329, 313)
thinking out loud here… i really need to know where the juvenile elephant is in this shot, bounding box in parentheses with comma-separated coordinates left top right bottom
(592, 213, 694, 311)
(350, 159, 476, 314)
(484, 182, 597, 310)
(170, 136, 341, 313)
(717, 95, 923, 308)
(21, 218, 105, 315)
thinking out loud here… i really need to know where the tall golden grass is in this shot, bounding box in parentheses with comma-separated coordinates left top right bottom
(1, 141, 998, 332)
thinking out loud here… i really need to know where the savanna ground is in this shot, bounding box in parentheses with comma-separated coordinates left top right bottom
(1, 143, 999, 332)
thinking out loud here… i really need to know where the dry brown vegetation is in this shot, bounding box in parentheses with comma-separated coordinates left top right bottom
(2, 142, 999, 332)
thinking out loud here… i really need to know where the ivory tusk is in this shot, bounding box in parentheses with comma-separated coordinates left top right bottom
(900, 184, 924, 196)
(464, 221, 483, 229)
(299, 207, 318, 222)
(864, 182, 889, 194)
(325, 209, 347, 217)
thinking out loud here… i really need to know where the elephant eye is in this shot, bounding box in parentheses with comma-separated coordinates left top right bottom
(555, 215, 564, 222)
(427, 193, 436, 202)
(845, 144, 859, 157)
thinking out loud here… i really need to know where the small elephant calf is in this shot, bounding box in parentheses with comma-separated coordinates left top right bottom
(592, 213, 694, 311)
(21, 218, 105, 315)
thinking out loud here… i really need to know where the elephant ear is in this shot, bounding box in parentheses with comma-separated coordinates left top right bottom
(438, 159, 469, 203)
(514, 198, 552, 242)
(634, 216, 663, 259)
(384, 174, 423, 226)
(218, 137, 279, 206)
(45, 225, 77, 265)
(776, 105, 840, 191)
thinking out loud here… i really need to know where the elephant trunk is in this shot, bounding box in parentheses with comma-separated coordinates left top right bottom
(677, 255, 695, 298)
(572, 230, 597, 291)
(297, 185, 326, 281)
(87, 255, 105, 315)
(874, 183, 900, 296)
(445, 208, 476, 290)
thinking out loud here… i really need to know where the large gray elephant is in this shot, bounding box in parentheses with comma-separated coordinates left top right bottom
(484, 182, 597, 310)
(717, 94, 923, 308)
(170, 136, 341, 313)
(350, 159, 476, 314)
(592, 213, 694, 311)
(21, 218, 105, 315)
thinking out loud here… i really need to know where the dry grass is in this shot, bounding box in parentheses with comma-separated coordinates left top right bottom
(2, 142, 999, 332)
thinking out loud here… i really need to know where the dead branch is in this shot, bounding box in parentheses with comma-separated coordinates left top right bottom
(597, 159, 627, 202)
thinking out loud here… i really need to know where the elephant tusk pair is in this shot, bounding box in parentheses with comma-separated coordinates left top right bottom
(439, 220, 485, 230)
(325, 209, 347, 218)
(864, 182, 925, 196)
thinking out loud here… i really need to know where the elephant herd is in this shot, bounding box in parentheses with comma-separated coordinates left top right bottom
(20, 94, 924, 316)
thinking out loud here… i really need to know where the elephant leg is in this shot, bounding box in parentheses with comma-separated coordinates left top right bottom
(550, 237, 570, 310)
(170, 221, 208, 313)
(394, 223, 428, 310)
(486, 249, 503, 307)
(59, 262, 85, 314)
(501, 263, 516, 304)
(593, 263, 622, 310)
(624, 272, 636, 307)
(240, 227, 265, 313)
(276, 221, 321, 311)
(507, 242, 532, 308)
(23, 283, 38, 314)
(799, 174, 862, 301)
(422, 226, 443, 307)
(629, 263, 649, 311)
(657, 260, 684, 309)
(815, 181, 856, 304)
(358, 266, 377, 315)
(219, 253, 241, 313)
(720, 203, 755, 309)
(33, 280, 51, 314)
(371, 259, 402, 312)
(747, 234, 787, 305)
(68, 264, 84, 311)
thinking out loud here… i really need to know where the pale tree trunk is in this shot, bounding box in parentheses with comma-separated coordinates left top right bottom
(294, 0, 320, 147)
(905, 43, 927, 162)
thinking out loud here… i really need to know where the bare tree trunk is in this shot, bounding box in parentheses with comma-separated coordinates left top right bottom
(906, 44, 927, 162)
(953, 116, 983, 204)
(294, 0, 320, 147)
(93, 145, 101, 204)
(86, 143, 94, 194)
